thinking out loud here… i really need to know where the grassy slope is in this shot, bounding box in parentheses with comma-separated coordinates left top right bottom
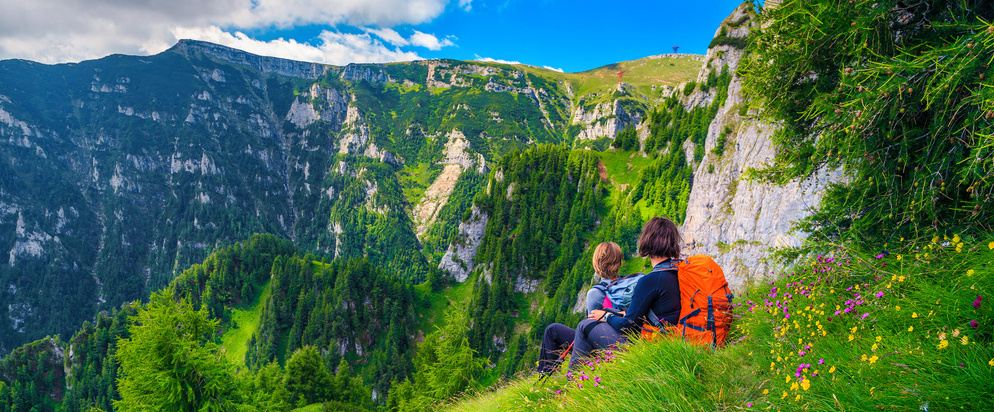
(448, 237, 994, 411)
(220, 281, 272, 365)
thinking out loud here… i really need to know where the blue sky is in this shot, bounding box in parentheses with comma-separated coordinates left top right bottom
(0, 0, 743, 72)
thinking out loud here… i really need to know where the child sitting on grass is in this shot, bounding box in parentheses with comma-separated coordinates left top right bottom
(537, 241, 624, 374)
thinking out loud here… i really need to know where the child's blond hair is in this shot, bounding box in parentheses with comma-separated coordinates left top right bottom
(592, 242, 624, 280)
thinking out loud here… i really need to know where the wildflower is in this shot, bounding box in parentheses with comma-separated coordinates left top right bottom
(989, 359, 994, 367)
(939, 332, 947, 340)
(912, 312, 918, 318)
(970, 320, 979, 329)
(818, 358, 824, 365)
(989, 241, 994, 250)
(898, 276, 905, 282)
(938, 340, 949, 349)
(801, 379, 811, 391)
(876, 291, 885, 298)
(577, 383, 583, 389)
(967, 269, 975, 276)
(975, 296, 983, 309)
(875, 254, 884, 259)
(851, 326, 858, 333)
(790, 382, 799, 391)
(961, 336, 969, 345)
(829, 366, 836, 373)
(908, 326, 914, 332)
(861, 354, 868, 361)
(555, 390, 562, 395)
(897, 255, 903, 261)
(869, 355, 878, 364)
(895, 305, 901, 311)
(795, 395, 801, 401)
(747, 402, 752, 408)
(872, 343, 878, 351)
(952, 329, 961, 338)
(876, 336, 882, 342)
(848, 334, 855, 342)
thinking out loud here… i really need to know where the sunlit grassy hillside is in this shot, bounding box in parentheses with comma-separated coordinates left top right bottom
(448, 236, 994, 411)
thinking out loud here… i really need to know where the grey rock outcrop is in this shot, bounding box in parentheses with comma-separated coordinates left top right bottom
(572, 100, 642, 141)
(172, 39, 333, 79)
(680, 2, 843, 291)
(438, 207, 488, 282)
(412, 130, 486, 235)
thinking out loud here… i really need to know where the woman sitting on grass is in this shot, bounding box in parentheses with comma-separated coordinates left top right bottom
(537, 241, 624, 374)
(537, 217, 684, 376)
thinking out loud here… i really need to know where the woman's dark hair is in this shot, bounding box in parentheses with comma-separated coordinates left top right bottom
(637, 217, 682, 258)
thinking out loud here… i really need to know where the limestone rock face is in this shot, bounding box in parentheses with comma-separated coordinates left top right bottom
(572, 100, 642, 141)
(438, 207, 488, 282)
(680, 2, 842, 292)
(412, 130, 485, 235)
(172, 39, 331, 79)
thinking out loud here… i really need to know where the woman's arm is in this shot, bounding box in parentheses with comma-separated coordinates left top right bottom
(605, 274, 660, 333)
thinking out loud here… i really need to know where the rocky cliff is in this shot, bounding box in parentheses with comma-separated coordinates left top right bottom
(680, 3, 842, 291)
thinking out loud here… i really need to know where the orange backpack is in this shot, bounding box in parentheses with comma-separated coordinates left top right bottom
(640, 255, 734, 348)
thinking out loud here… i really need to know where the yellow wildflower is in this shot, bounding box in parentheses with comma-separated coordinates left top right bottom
(876, 336, 882, 342)
(952, 329, 960, 338)
(908, 326, 914, 332)
(869, 355, 879, 364)
(763, 389, 769, 395)
(795, 395, 801, 401)
(932, 236, 938, 244)
(829, 366, 836, 373)
(801, 379, 811, 391)
(988, 241, 994, 250)
(785, 376, 791, 383)
(851, 326, 858, 333)
(961, 336, 969, 345)
(952, 235, 960, 244)
(861, 354, 868, 361)
(912, 312, 918, 318)
(872, 343, 878, 351)
(897, 255, 902, 261)
(891, 274, 897, 281)
(848, 334, 855, 342)
(989, 359, 993, 367)
(895, 305, 901, 311)
(790, 382, 799, 391)
(967, 269, 975, 276)
(938, 340, 949, 349)
(887, 283, 892, 289)
(898, 276, 905, 282)
(939, 332, 947, 340)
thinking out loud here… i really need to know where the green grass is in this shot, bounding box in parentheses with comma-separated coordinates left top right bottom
(220, 282, 271, 365)
(290, 404, 323, 412)
(447, 236, 994, 411)
(416, 271, 478, 332)
(399, 162, 443, 206)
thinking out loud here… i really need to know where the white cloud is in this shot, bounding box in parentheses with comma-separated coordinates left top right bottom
(0, 0, 456, 63)
(172, 26, 423, 65)
(458, 0, 473, 11)
(473, 55, 522, 65)
(542, 66, 564, 73)
(364, 28, 455, 51)
(408, 31, 455, 51)
(365, 28, 409, 47)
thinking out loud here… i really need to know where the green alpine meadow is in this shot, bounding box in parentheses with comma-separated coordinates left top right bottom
(0, 1, 991, 411)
